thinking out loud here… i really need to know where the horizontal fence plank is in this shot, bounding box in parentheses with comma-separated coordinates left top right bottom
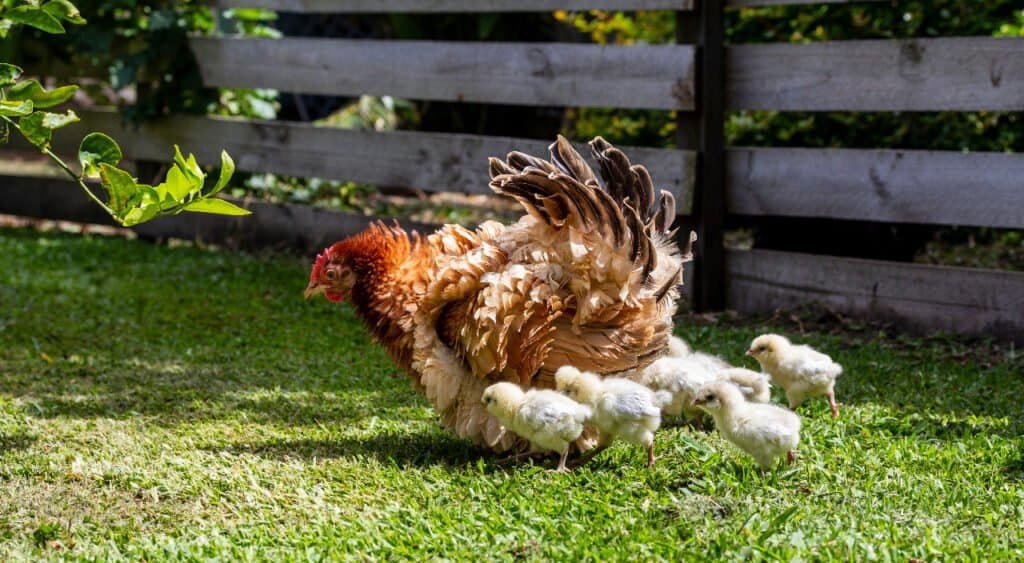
(23, 110, 694, 212)
(728, 37, 1024, 111)
(726, 249, 1024, 342)
(190, 37, 696, 110)
(0, 173, 437, 253)
(727, 147, 1024, 229)
(727, 0, 886, 5)
(210, 0, 694, 11)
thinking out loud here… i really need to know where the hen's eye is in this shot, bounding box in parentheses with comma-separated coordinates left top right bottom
(325, 270, 338, 281)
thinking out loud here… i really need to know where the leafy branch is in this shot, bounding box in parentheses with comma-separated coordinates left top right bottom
(0, 1, 250, 227)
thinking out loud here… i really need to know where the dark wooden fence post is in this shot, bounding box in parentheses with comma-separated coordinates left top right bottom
(677, 0, 726, 312)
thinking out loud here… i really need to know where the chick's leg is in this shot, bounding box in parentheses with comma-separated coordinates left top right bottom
(787, 450, 795, 465)
(827, 389, 839, 419)
(552, 449, 570, 473)
(646, 440, 657, 468)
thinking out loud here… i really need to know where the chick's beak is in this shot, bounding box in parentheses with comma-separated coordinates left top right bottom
(745, 349, 754, 356)
(304, 282, 323, 300)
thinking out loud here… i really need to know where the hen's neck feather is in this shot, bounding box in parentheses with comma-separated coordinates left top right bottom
(342, 227, 434, 370)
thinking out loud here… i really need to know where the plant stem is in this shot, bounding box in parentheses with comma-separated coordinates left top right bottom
(1, 114, 119, 221)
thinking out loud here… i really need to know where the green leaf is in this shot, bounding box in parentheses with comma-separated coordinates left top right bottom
(41, 0, 86, 25)
(3, 5, 65, 34)
(0, 63, 22, 87)
(156, 164, 195, 203)
(18, 112, 52, 150)
(121, 185, 161, 226)
(208, 150, 235, 196)
(0, 19, 13, 40)
(173, 145, 204, 186)
(38, 109, 79, 130)
(182, 198, 251, 216)
(98, 163, 140, 216)
(0, 99, 33, 117)
(78, 132, 123, 178)
(7, 80, 78, 108)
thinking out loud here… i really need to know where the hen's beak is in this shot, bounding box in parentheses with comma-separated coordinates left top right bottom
(304, 283, 323, 300)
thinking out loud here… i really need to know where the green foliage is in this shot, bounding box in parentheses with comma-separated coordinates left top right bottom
(7, 79, 77, 108)
(6, 1, 280, 122)
(1, 6, 248, 227)
(558, 6, 1024, 153)
(77, 131, 122, 176)
(92, 145, 246, 226)
(553, 9, 673, 45)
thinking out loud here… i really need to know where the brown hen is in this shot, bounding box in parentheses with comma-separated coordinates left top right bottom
(305, 136, 695, 452)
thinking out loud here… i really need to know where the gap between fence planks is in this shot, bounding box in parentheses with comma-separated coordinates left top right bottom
(727, 147, 1024, 229)
(728, 37, 1024, 111)
(25, 109, 695, 213)
(189, 38, 697, 111)
(207, 0, 694, 11)
(726, 248, 1024, 342)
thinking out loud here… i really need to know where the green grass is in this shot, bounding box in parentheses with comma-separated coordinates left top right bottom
(1, 226, 1022, 561)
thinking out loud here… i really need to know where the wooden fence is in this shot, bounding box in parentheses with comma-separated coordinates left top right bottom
(2, 0, 1022, 341)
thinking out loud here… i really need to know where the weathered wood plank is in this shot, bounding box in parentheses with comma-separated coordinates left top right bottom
(728, 37, 1024, 111)
(189, 37, 697, 110)
(21, 110, 694, 212)
(727, 147, 1024, 229)
(726, 249, 1024, 342)
(0, 174, 437, 253)
(727, 0, 885, 5)
(209, 0, 694, 11)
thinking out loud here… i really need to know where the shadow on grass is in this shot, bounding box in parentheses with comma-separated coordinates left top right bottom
(0, 362, 417, 428)
(205, 430, 496, 470)
(1003, 449, 1024, 482)
(0, 432, 37, 453)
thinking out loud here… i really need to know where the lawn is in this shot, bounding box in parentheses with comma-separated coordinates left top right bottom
(1, 226, 1021, 561)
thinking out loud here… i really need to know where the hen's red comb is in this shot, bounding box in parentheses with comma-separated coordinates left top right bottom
(310, 247, 331, 284)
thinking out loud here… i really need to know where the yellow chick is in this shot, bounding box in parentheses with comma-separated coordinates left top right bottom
(746, 334, 843, 418)
(716, 367, 772, 404)
(555, 365, 670, 468)
(667, 335, 692, 358)
(481, 382, 592, 472)
(693, 380, 801, 471)
(635, 358, 771, 422)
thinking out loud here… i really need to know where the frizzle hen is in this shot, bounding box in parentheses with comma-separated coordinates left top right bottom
(305, 136, 695, 452)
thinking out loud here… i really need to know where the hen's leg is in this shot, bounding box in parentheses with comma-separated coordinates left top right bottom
(569, 444, 608, 468)
(497, 445, 539, 465)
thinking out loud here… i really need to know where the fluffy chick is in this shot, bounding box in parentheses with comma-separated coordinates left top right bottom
(716, 367, 772, 404)
(747, 334, 843, 418)
(693, 380, 801, 471)
(667, 335, 692, 358)
(555, 365, 669, 468)
(637, 358, 772, 422)
(481, 382, 592, 472)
